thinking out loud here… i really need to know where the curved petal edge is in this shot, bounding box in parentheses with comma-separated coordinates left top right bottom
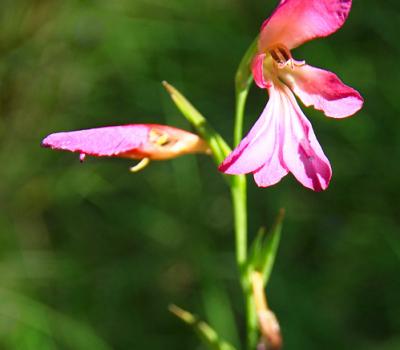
(280, 64, 363, 118)
(260, 0, 353, 50)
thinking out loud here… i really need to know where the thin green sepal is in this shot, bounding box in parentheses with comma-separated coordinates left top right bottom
(162, 81, 231, 165)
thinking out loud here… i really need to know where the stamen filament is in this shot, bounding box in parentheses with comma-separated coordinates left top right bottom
(267, 44, 306, 70)
(130, 157, 150, 172)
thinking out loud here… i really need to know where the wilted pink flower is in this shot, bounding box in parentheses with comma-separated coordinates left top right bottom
(42, 124, 209, 171)
(220, 0, 363, 191)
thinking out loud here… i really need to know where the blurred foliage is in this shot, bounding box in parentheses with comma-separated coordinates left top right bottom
(0, 0, 399, 349)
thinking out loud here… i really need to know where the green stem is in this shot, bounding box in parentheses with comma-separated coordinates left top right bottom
(230, 173, 258, 350)
(231, 175, 247, 272)
(245, 291, 258, 350)
(233, 36, 257, 149)
(233, 89, 250, 148)
(231, 38, 259, 349)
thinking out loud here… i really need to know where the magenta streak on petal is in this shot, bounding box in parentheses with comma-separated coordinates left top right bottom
(42, 125, 149, 157)
(219, 88, 281, 174)
(280, 64, 363, 118)
(279, 84, 332, 191)
(259, 0, 352, 51)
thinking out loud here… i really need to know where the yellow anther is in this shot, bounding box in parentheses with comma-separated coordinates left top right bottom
(149, 128, 171, 146)
(130, 157, 150, 172)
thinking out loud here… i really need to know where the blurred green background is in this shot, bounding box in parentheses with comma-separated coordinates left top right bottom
(0, 0, 399, 349)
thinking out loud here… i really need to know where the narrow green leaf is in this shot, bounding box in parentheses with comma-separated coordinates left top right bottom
(246, 209, 285, 286)
(162, 81, 231, 165)
(169, 304, 237, 350)
(247, 226, 267, 272)
(260, 209, 285, 286)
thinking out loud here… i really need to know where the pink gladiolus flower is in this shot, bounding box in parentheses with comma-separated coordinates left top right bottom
(219, 0, 363, 191)
(42, 124, 209, 171)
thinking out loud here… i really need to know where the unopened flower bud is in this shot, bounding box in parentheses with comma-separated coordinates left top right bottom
(42, 124, 210, 171)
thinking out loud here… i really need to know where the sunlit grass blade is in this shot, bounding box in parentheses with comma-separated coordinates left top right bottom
(169, 304, 236, 350)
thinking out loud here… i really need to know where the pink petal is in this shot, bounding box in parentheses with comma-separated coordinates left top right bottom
(252, 54, 271, 89)
(253, 144, 288, 187)
(280, 64, 363, 118)
(279, 84, 332, 191)
(252, 86, 289, 187)
(42, 124, 149, 157)
(219, 88, 281, 174)
(259, 0, 352, 50)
